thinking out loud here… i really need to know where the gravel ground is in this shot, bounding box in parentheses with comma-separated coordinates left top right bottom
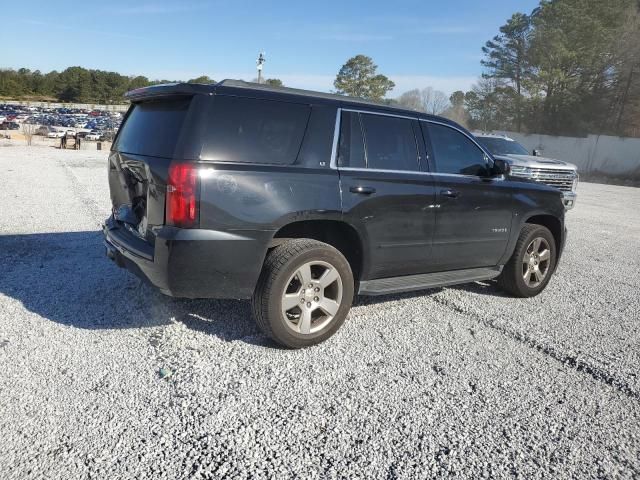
(1, 145, 639, 479)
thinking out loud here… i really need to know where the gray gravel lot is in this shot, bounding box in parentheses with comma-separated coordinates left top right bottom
(1, 145, 639, 479)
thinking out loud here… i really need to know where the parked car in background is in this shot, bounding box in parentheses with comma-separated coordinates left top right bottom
(1, 121, 20, 130)
(37, 125, 55, 136)
(85, 132, 102, 141)
(47, 128, 66, 138)
(474, 133, 579, 209)
(104, 80, 568, 348)
(2, 103, 123, 132)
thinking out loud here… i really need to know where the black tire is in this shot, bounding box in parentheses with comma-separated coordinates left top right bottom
(252, 239, 355, 348)
(498, 224, 557, 298)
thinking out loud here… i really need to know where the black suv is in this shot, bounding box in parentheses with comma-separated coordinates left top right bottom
(104, 80, 566, 348)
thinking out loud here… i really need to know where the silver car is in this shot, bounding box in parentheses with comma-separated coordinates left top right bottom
(475, 133, 578, 209)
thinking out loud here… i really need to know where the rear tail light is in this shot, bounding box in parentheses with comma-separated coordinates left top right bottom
(166, 162, 199, 228)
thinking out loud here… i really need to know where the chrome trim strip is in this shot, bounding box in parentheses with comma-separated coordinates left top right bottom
(420, 118, 494, 159)
(342, 108, 419, 121)
(337, 167, 490, 179)
(330, 110, 496, 180)
(329, 107, 342, 169)
(338, 166, 430, 175)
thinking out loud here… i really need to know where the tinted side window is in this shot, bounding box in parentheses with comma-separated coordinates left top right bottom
(337, 111, 365, 168)
(203, 96, 310, 164)
(427, 123, 488, 176)
(115, 97, 191, 159)
(360, 114, 418, 171)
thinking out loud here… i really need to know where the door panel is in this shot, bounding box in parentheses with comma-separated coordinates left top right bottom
(422, 121, 513, 270)
(431, 175, 512, 270)
(337, 111, 436, 279)
(340, 170, 437, 279)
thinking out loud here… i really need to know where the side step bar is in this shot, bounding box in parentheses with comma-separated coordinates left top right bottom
(358, 267, 503, 296)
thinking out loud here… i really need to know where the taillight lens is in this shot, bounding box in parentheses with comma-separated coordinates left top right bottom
(166, 162, 199, 228)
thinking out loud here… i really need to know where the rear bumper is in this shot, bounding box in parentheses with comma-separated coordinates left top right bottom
(103, 217, 272, 299)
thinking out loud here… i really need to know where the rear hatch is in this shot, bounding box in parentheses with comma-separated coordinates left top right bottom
(108, 94, 198, 243)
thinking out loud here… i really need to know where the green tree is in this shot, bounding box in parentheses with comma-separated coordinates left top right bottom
(441, 90, 469, 127)
(187, 75, 215, 84)
(528, 0, 636, 135)
(610, 3, 640, 135)
(465, 78, 515, 131)
(334, 55, 395, 101)
(265, 78, 284, 87)
(481, 12, 532, 132)
(128, 75, 151, 90)
(450, 91, 465, 107)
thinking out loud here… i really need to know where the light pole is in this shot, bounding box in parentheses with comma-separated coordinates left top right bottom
(256, 52, 266, 84)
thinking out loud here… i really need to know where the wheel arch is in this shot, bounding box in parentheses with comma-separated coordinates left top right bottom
(269, 220, 365, 281)
(524, 214, 562, 252)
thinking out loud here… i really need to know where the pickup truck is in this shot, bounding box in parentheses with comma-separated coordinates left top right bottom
(474, 133, 579, 209)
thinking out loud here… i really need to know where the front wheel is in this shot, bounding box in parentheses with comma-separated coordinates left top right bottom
(252, 239, 354, 348)
(498, 224, 557, 297)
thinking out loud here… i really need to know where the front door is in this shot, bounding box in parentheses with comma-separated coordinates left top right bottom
(421, 121, 513, 271)
(337, 110, 437, 279)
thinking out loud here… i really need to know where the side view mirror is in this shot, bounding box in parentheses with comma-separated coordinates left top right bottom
(492, 158, 510, 176)
(532, 149, 542, 156)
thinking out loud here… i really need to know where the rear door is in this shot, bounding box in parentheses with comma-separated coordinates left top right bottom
(109, 96, 198, 240)
(338, 110, 437, 279)
(422, 120, 513, 271)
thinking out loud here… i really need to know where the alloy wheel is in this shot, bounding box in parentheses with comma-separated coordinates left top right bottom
(522, 237, 551, 288)
(281, 260, 343, 335)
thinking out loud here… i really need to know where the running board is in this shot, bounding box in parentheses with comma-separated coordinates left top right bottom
(358, 267, 503, 296)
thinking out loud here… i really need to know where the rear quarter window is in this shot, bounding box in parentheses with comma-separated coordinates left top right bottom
(201, 95, 311, 165)
(114, 97, 191, 158)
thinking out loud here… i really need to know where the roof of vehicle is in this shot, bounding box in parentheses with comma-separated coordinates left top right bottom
(124, 79, 459, 126)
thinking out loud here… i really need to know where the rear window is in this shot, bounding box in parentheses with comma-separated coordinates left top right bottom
(201, 95, 311, 164)
(115, 97, 191, 158)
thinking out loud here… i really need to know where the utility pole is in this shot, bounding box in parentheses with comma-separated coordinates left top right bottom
(256, 52, 266, 84)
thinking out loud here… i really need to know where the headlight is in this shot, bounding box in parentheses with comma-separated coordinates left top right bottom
(572, 175, 579, 192)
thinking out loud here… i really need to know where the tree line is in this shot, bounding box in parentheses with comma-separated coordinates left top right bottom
(0, 68, 283, 104)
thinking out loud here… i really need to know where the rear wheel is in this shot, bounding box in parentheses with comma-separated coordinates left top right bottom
(252, 239, 354, 348)
(498, 224, 556, 297)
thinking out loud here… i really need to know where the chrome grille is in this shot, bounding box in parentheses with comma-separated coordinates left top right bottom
(513, 167, 576, 192)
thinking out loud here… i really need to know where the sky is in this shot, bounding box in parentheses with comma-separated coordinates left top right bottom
(0, 0, 540, 96)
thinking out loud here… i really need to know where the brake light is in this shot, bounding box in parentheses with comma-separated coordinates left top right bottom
(166, 162, 199, 228)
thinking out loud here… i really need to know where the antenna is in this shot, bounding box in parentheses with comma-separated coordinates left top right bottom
(256, 52, 266, 84)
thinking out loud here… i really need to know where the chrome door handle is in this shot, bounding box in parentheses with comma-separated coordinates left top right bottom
(440, 189, 460, 198)
(350, 186, 376, 195)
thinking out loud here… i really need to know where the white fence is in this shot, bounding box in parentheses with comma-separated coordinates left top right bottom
(499, 131, 640, 180)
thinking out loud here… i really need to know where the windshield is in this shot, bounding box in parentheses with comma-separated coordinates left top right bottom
(476, 137, 529, 155)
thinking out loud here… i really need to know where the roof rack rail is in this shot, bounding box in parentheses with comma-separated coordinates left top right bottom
(215, 79, 418, 112)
